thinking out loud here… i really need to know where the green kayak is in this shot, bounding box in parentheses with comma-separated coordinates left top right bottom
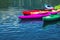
(43, 14, 60, 21)
(42, 14, 60, 28)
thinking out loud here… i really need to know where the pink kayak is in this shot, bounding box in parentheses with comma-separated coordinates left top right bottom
(19, 14, 50, 19)
(50, 11, 58, 14)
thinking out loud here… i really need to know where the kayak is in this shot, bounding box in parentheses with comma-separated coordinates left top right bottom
(23, 10, 58, 15)
(18, 14, 50, 19)
(43, 14, 60, 21)
(50, 11, 58, 14)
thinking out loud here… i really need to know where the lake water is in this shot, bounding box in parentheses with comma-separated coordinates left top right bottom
(0, 8, 60, 40)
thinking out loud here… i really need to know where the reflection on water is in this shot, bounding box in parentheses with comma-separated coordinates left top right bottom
(0, 8, 22, 26)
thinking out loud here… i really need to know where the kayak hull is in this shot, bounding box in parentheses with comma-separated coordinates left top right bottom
(43, 14, 60, 21)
